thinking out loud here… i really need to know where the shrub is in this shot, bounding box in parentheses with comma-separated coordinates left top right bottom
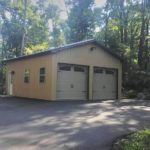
(113, 129, 150, 150)
(124, 71, 150, 98)
(126, 90, 137, 99)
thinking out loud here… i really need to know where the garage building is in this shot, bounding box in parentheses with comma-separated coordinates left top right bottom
(5, 39, 122, 100)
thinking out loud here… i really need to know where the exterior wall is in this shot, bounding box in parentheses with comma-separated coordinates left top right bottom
(6, 43, 122, 101)
(6, 55, 52, 100)
(51, 44, 122, 100)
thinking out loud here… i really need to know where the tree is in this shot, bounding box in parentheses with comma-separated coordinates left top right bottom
(95, 0, 150, 70)
(45, 3, 65, 47)
(67, 0, 95, 42)
(20, 0, 27, 56)
(0, 0, 50, 58)
(36, 2, 65, 47)
(0, 0, 23, 58)
(138, 0, 150, 70)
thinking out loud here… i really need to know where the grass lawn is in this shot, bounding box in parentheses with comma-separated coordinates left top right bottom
(113, 129, 150, 150)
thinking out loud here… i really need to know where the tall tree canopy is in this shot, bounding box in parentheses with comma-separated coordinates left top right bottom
(0, 0, 66, 59)
(95, 0, 150, 71)
(0, 0, 50, 58)
(0, 0, 149, 70)
(67, 0, 95, 42)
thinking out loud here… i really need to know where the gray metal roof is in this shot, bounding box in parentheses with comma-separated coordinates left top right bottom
(5, 39, 122, 63)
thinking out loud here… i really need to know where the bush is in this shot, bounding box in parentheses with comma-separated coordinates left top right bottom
(145, 93, 150, 100)
(126, 90, 137, 99)
(124, 71, 150, 99)
(113, 129, 150, 150)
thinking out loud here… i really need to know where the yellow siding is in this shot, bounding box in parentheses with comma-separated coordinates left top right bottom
(51, 44, 122, 100)
(6, 43, 122, 101)
(7, 55, 52, 100)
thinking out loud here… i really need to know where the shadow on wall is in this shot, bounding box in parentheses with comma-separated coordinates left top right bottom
(0, 97, 150, 150)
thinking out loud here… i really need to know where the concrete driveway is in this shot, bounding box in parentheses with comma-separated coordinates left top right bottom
(0, 97, 150, 150)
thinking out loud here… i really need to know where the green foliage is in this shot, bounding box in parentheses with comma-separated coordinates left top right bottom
(0, 0, 66, 59)
(45, 4, 65, 47)
(95, 0, 150, 71)
(59, 21, 70, 44)
(0, 0, 50, 58)
(25, 42, 48, 54)
(113, 129, 150, 150)
(125, 71, 150, 91)
(50, 26, 65, 47)
(67, 0, 95, 42)
(1, 17, 23, 57)
(37, 2, 65, 47)
(26, 7, 49, 46)
(126, 90, 137, 99)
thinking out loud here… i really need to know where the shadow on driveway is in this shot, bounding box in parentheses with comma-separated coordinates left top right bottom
(0, 97, 150, 150)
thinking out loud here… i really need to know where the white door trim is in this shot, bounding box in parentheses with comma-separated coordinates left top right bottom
(8, 71, 13, 95)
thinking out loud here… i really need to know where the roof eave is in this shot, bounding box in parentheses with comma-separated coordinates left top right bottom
(4, 39, 123, 63)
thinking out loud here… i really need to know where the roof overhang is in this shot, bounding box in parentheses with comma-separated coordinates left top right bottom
(4, 39, 123, 63)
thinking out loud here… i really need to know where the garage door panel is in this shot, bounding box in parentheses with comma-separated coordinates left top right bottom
(57, 90, 87, 100)
(69, 92, 87, 99)
(93, 67, 117, 100)
(57, 71, 72, 80)
(57, 64, 88, 100)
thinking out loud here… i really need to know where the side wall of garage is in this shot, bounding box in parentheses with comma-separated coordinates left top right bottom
(6, 55, 53, 100)
(51, 44, 122, 100)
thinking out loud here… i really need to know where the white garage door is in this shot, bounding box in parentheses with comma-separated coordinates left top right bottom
(56, 64, 88, 100)
(93, 67, 117, 100)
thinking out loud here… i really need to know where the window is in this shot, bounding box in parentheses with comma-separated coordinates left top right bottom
(105, 69, 114, 75)
(74, 66, 85, 72)
(24, 69, 30, 83)
(39, 67, 46, 83)
(59, 64, 71, 71)
(94, 68, 103, 74)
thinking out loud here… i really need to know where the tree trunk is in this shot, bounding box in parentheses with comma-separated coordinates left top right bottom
(104, 15, 108, 46)
(64, 0, 69, 17)
(20, 0, 27, 56)
(144, 18, 149, 70)
(124, 13, 128, 44)
(119, 13, 124, 43)
(138, 0, 146, 70)
(1, 39, 4, 60)
(129, 21, 134, 65)
(119, 0, 125, 43)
